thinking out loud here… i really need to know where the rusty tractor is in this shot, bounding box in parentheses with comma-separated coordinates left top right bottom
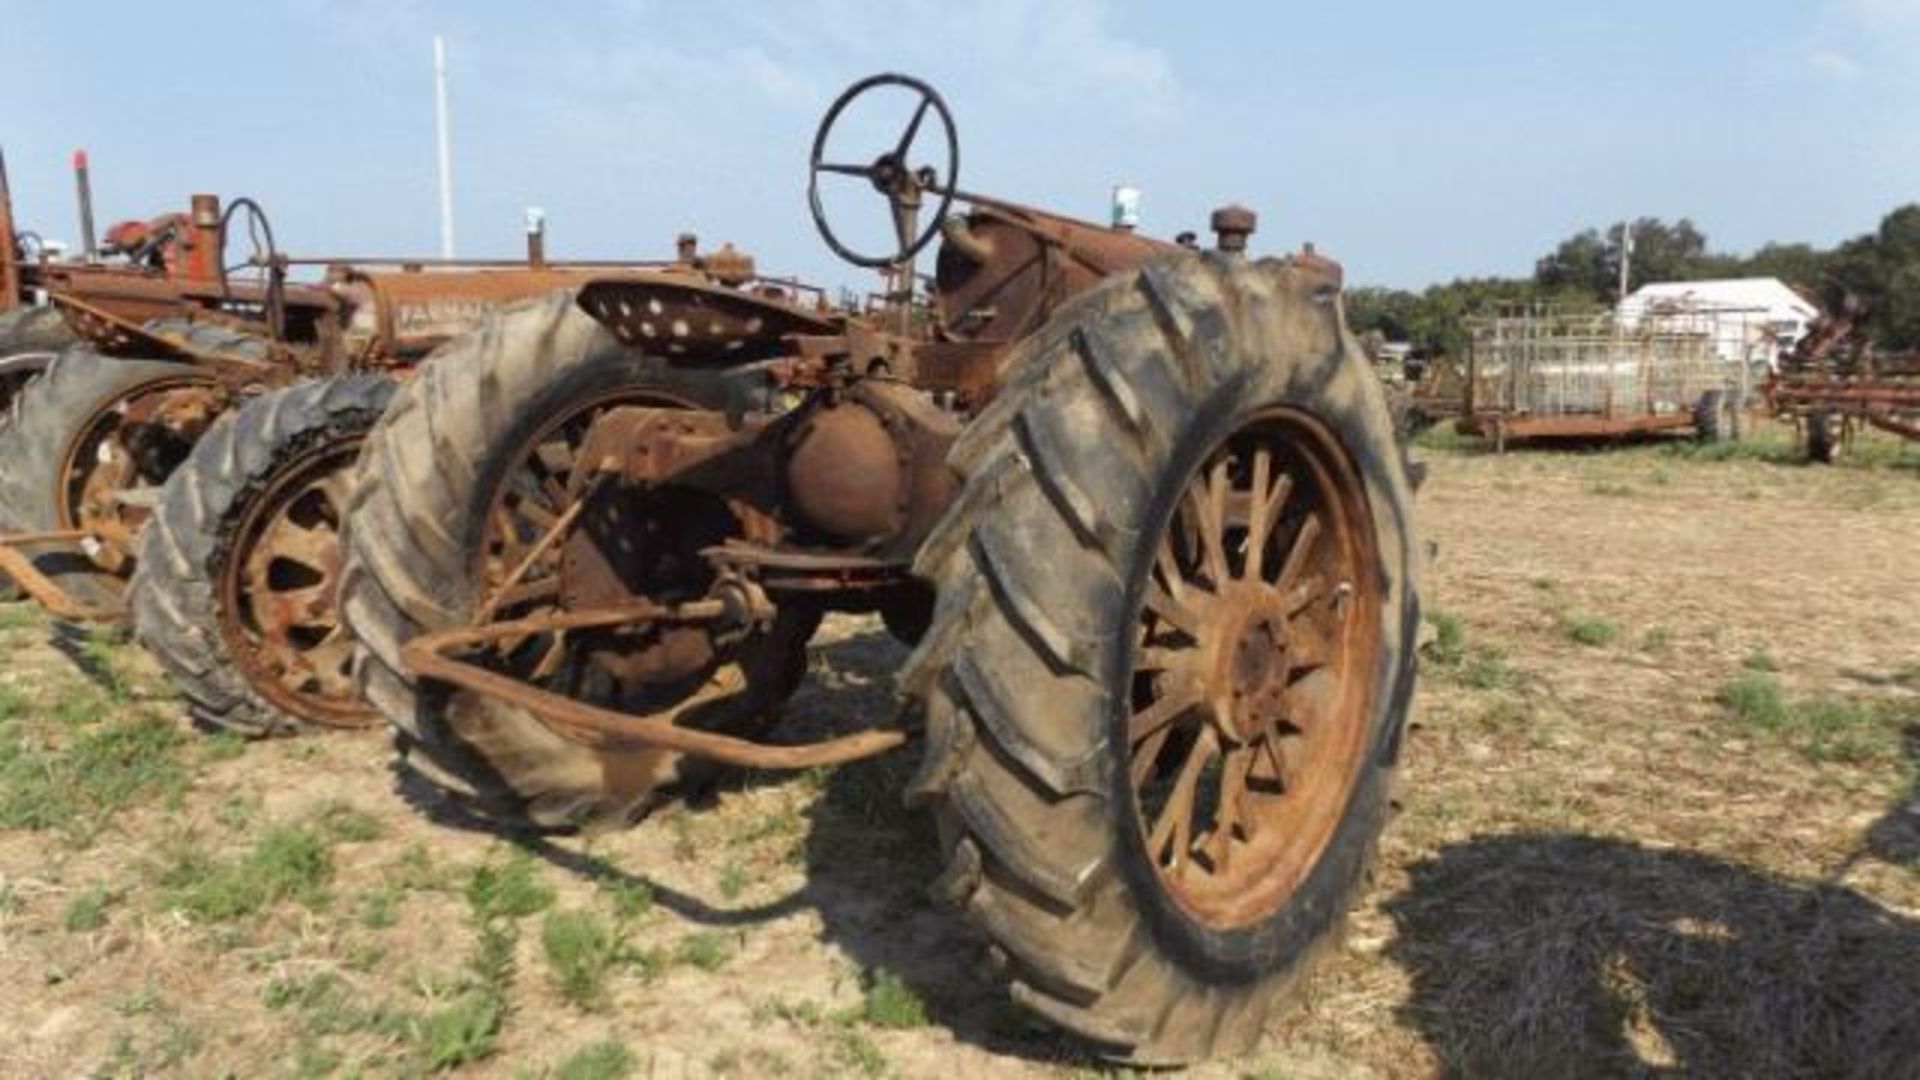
(1766, 298, 1920, 462)
(338, 74, 1422, 1062)
(0, 153, 792, 738)
(0, 149, 316, 413)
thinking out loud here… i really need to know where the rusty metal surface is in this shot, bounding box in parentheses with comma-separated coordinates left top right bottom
(1766, 303, 1920, 444)
(0, 531, 128, 622)
(1457, 411, 1698, 441)
(577, 274, 841, 364)
(0, 150, 19, 311)
(1127, 409, 1379, 928)
(219, 435, 377, 728)
(401, 592, 907, 768)
(383, 72, 1362, 781)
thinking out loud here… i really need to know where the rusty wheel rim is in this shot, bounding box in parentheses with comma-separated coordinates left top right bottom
(219, 437, 375, 728)
(58, 376, 221, 576)
(1126, 409, 1382, 930)
(471, 388, 718, 699)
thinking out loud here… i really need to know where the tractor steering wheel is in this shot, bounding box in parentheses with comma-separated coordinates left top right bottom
(808, 73, 959, 270)
(217, 197, 286, 339)
(217, 197, 279, 291)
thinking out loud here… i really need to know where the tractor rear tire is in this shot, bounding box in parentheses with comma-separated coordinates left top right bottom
(0, 305, 79, 353)
(339, 291, 801, 830)
(0, 352, 212, 614)
(140, 316, 273, 362)
(0, 306, 78, 417)
(902, 255, 1422, 1063)
(131, 376, 395, 737)
(1807, 409, 1840, 464)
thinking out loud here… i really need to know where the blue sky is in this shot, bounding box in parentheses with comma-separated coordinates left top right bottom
(6, 1, 1917, 291)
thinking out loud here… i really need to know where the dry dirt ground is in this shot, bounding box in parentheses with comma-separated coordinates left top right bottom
(0, 423, 1915, 1079)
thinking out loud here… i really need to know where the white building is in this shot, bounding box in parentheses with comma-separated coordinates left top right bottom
(1616, 278, 1819, 371)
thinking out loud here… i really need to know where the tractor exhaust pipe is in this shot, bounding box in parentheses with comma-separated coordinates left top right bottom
(73, 149, 97, 261)
(0, 147, 20, 311)
(525, 207, 546, 268)
(187, 194, 222, 281)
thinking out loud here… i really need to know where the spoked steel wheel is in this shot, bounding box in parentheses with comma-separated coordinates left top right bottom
(340, 292, 811, 828)
(61, 375, 221, 576)
(219, 436, 372, 728)
(1127, 410, 1380, 929)
(907, 256, 1420, 1063)
(131, 375, 397, 736)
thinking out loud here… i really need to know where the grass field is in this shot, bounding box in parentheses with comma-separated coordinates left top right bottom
(0, 421, 1914, 1078)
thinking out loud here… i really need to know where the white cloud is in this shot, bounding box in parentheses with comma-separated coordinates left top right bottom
(1809, 47, 1862, 80)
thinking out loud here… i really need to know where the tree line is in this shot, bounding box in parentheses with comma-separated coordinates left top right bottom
(1348, 205, 1920, 358)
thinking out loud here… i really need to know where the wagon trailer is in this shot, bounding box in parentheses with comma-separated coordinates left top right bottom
(0, 174, 790, 738)
(340, 74, 1421, 1062)
(1452, 303, 1746, 449)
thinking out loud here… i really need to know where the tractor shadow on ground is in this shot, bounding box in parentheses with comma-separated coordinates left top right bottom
(783, 628, 1089, 1064)
(45, 620, 137, 698)
(401, 621, 1091, 1064)
(1383, 831, 1920, 1079)
(1864, 723, 1920, 869)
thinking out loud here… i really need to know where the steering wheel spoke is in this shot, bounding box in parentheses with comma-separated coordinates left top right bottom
(817, 161, 875, 178)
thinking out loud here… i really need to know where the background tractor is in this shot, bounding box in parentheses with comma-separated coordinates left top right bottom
(0, 153, 795, 738)
(339, 74, 1422, 1063)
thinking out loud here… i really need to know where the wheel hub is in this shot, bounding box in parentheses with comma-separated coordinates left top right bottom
(1212, 587, 1295, 746)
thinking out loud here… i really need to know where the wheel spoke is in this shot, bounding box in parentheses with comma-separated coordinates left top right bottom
(1143, 578, 1205, 640)
(1184, 461, 1230, 588)
(1204, 746, 1255, 871)
(1244, 451, 1294, 583)
(1131, 723, 1173, 788)
(1128, 679, 1201, 745)
(895, 96, 933, 158)
(1153, 536, 1190, 604)
(1133, 644, 1187, 673)
(1275, 513, 1322, 591)
(1148, 727, 1218, 874)
(1282, 575, 1324, 617)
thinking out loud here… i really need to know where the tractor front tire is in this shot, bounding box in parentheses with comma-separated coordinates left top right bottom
(903, 255, 1422, 1063)
(131, 376, 395, 736)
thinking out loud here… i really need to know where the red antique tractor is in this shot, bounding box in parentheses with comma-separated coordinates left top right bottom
(340, 74, 1422, 1062)
(0, 153, 799, 740)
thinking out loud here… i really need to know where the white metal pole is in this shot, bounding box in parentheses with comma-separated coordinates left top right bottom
(1616, 219, 1632, 305)
(434, 35, 455, 260)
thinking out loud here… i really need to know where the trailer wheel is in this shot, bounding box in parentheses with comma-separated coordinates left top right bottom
(130, 376, 395, 736)
(339, 292, 809, 830)
(903, 255, 1422, 1063)
(1807, 409, 1840, 464)
(0, 352, 222, 614)
(1692, 389, 1732, 443)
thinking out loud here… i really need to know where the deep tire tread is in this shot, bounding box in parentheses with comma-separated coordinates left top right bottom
(130, 375, 396, 737)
